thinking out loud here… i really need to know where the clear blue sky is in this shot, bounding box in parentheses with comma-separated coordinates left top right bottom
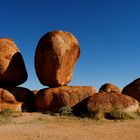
(0, 0, 140, 90)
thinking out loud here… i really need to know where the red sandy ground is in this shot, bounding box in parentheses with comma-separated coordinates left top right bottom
(0, 112, 139, 140)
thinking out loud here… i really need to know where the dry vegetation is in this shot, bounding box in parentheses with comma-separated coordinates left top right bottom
(0, 108, 139, 140)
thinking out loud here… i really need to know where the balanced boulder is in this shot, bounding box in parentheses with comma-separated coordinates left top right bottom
(35, 31, 80, 87)
(99, 83, 121, 94)
(35, 86, 96, 112)
(73, 92, 139, 116)
(122, 78, 140, 102)
(0, 38, 27, 86)
(0, 88, 22, 112)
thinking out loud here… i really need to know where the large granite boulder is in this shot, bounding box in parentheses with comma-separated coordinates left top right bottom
(122, 78, 140, 102)
(73, 92, 139, 116)
(99, 83, 121, 94)
(6, 87, 36, 112)
(0, 38, 27, 86)
(35, 31, 80, 87)
(35, 86, 96, 112)
(0, 88, 22, 112)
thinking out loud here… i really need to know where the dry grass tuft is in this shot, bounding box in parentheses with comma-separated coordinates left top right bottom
(110, 107, 137, 119)
(0, 109, 13, 125)
(89, 106, 105, 120)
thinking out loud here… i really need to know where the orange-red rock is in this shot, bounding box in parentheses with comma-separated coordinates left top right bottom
(0, 102, 22, 112)
(0, 38, 27, 86)
(35, 86, 96, 112)
(35, 31, 80, 87)
(6, 87, 36, 112)
(73, 92, 138, 116)
(122, 78, 140, 102)
(99, 83, 121, 94)
(0, 88, 22, 112)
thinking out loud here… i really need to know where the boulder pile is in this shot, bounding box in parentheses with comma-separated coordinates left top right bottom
(34, 31, 139, 115)
(35, 31, 96, 112)
(0, 38, 35, 112)
(1, 31, 139, 117)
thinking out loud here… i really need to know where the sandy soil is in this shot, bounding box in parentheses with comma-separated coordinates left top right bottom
(0, 112, 139, 140)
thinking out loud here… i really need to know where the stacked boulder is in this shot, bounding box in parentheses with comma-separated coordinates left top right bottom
(35, 31, 96, 112)
(0, 38, 35, 112)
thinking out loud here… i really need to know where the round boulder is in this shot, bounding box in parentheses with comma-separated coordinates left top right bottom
(35, 86, 96, 112)
(35, 31, 80, 87)
(6, 87, 36, 112)
(99, 83, 121, 94)
(0, 88, 22, 112)
(0, 38, 28, 86)
(122, 78, 140, 102)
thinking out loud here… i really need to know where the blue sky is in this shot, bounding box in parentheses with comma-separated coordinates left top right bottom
(0, 0, 140, 90)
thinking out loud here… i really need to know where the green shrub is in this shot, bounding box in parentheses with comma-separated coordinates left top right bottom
(59, 106, 73, 116)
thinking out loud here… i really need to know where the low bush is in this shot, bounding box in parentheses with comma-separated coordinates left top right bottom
(59, 106, 73, 116)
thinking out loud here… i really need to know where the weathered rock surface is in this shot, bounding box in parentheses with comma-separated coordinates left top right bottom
(122, 78, 140, 102)
(99, 83, 121, 94)
(0, 38, 28, 86)
(35, 31, 80, 87)
(0, 88, 22, 112)
(35, 86, 96, 112)
(6, 87, 36, 112)
(72, 92, 139, 116)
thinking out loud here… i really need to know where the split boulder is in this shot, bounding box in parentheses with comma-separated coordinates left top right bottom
(0, 38, 27, 86)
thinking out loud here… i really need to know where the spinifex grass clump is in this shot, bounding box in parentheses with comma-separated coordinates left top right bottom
(110, 107, 137, 119)
(0, 109, 13, 117)
(0, 109, 13, 125)
(136, 103, 140, 116)
(88, 106, 105, 120)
